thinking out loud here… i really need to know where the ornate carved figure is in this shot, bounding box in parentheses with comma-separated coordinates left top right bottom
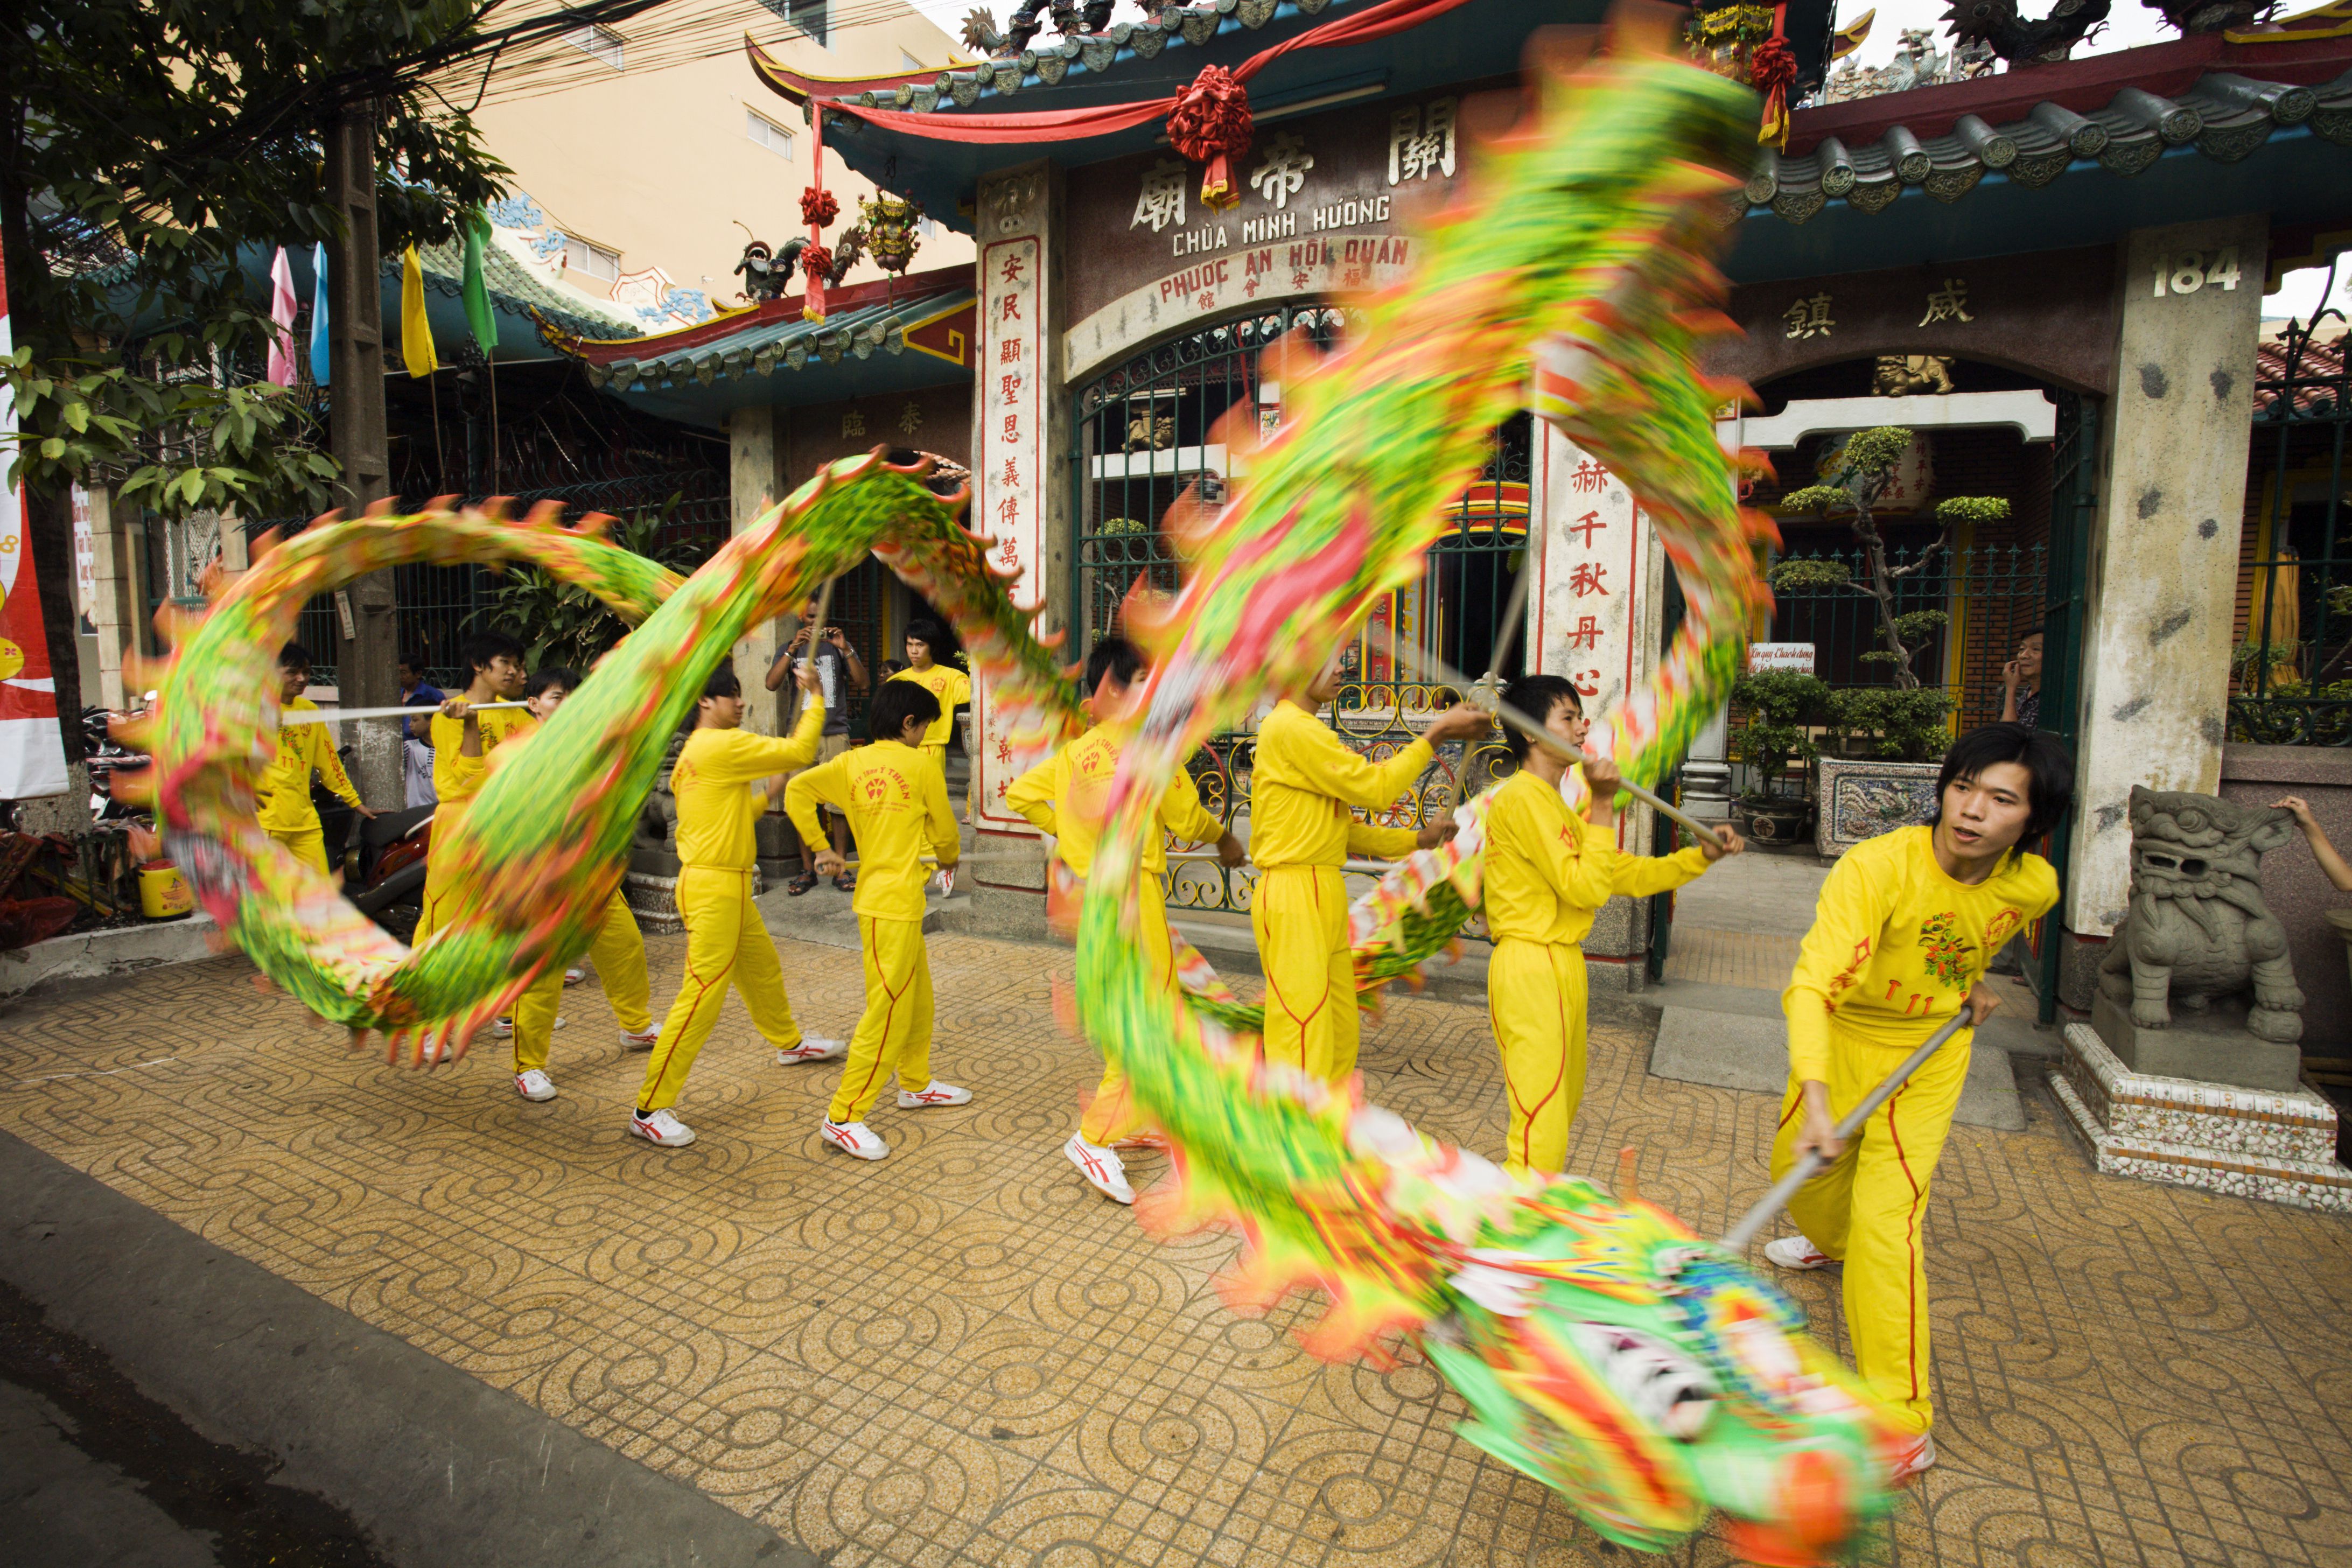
(2144, 0, 2266, 32)
(2097, 787, 2305, 1044)
(1943, 0, 2115, 66)
(734, 239, 785, 304)
(960, 1, 1115, 56)
(1125, 413, 1177, 452)
(1873, 354, 1956, 396)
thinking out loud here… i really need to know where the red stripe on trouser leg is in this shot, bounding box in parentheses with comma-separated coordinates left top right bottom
(1488, 939, 1586, 1175)
(830, 915, 928, 1123)
(635, 868, 752, 1111)
(1770, 1020, 1968, 1436)
(1252, 866, 1350, 1081)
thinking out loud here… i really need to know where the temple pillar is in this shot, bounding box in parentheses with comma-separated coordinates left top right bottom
(965, 160, 1065, 939)
(728, 403, 786, 736)
(2064, 215, 2266, 989)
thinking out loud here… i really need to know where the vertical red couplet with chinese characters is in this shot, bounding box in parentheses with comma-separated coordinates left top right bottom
(974, 230, 1045, 829)
(0, 244, 72, 800)
(1530, 414, 1642, 847)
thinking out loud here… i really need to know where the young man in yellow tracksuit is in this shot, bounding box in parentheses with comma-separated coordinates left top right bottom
(787, 679, 965, 1161)
(498, 666, 660, 1105)
(417, 632, 534, 941)
(888, 619, 972, 849)
(1483, 674, 1740, 1175)
(1249, 659, 1490, 1085)
(1766, 722, 2068, 1481)
(258, 641, 373, 874)
(1004, 636, 1246, 1204)
(629, 662, 841, 1149)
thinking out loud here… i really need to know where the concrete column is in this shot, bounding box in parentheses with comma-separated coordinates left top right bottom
(961, 161, 1062, 940)
(81, 487, 141, 712)
(1683, 703, 1733, 820)
(2066, 215, 2266, 941)
(727, 403, 786, 736)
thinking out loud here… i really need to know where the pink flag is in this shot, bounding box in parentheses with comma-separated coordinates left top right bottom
(266, 246, 298, 387)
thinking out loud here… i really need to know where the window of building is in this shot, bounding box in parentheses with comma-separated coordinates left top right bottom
(565, 238, 621, 284)
(566, 24, 625, 68)
(746, 111, 795, 159)
(758, 0, 828, 46)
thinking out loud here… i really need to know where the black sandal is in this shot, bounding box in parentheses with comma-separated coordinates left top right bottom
(832, 871, 857, 893)
(785, 871, 818, 897)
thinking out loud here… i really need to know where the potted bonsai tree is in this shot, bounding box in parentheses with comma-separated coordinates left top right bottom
(1731, 669, 1831, 848)
(1773, 426, 2004, 853)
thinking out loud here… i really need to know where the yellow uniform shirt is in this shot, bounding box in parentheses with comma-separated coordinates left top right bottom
(1249, 700, 1430, 869)
(257, 698, 363, 834)
(1483, 768, 1711, 946)
(668, 703, 828, 872)
(1782, 824, 2058, 1082)
(786, 739, 958, 921)
(1003, 721, 1225, 877)
(429, 704, 536, 809)
(889, 663, 971, 749)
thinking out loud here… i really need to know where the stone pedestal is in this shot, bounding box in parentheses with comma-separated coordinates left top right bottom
(2051, 1023, 2352, 1211)
(2091, 989, 2304, 1093)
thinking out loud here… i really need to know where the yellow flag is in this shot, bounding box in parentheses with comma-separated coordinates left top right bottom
(400, 245, 438, 377)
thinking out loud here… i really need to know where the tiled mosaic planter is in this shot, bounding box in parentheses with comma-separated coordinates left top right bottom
(2052, 1023, 2352, 1211)
(1815, 757, 1941, 857)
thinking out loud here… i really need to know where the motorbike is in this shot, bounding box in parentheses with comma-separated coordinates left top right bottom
(82, 704, 150, 823)
(346, 803, 434, 943)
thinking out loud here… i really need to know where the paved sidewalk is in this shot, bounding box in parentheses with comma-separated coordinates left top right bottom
(2, 930, 2349, 1567)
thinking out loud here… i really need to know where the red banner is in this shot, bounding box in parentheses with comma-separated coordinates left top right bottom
(0, 244, 72, 799)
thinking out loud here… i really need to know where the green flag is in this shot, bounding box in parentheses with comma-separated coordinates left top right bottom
(460, 207, 499, 355)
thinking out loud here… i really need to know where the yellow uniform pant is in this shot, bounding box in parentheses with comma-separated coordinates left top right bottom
(1486, 938, 1588, 1175)
(415, 852, 458, 941)
(917, 743, 955, 854)
(1768, 1020, 1972, 1436)
(1251, 865, 1356, 1084)
(828, 916, 932, 1123)
(267, 824, 330, 876)
(635, 867, 805, 1111)
(513, 895, 655, 1073)
(1077, 876, 1178, 1147)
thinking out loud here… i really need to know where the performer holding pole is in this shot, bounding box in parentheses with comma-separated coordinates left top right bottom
(417, 632, 534, 940)
(1004, 636, 1245, 1204)
(1251, 653, 1490, 1086)
(1760, 722, 2070, 1481)
(1483, 674, 1740, 1175)
(258, 641, 374, 874)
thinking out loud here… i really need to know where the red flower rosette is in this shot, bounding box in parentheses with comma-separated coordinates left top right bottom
(1166, 64, 1252, 213)
(800, 186, 840, 229)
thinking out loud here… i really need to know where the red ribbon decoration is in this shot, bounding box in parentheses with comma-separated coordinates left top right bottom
(778, 0, 1478, 146)
(800, 186, 840, 228)
(1167, 65, 1254, 212)
(1750, 32, 1796, 150)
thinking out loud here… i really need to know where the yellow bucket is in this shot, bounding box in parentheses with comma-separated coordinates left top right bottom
(138, 860, 194, 919)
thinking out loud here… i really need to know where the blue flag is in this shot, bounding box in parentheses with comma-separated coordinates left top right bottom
(310, 242, 331, 387)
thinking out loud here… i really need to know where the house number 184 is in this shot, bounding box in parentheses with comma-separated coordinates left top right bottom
(2151, 247, 2242, 298)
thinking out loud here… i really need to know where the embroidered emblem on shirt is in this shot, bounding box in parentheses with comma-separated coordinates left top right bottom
(1983, 908, 2024, 950)
(1918, 911, 1973, 989)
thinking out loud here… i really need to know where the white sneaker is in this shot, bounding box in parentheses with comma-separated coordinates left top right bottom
(1763, 1234, 1836, 1271)
(1889, 1430, 1936, 1484)
(822, 1119, 890, 1160)
(629, 1108, 695, 1147)
(897, 1080, 972, 1109)
(1065, 1133, 1135, 1205)
(776, 1036, 846, 1065)
(513, 1069, 558, 1102)
(492, 1016, 563, 1038)
(619, 1026, 660, 1051)
(563, 967, 586, 986)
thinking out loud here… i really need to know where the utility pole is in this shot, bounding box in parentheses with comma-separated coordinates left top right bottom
(323, 100, 401, 806)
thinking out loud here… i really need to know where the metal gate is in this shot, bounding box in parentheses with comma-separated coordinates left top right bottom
(1072, 307, 1525, 920)
(2031, 390, 2099, 1023)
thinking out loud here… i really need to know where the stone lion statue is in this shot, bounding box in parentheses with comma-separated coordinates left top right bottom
(2096, 786, 2304, 1044)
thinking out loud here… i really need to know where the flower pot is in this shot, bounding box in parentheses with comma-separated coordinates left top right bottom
(1733, 795, 1815, 851)
(1815, 757, 1943, 857)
